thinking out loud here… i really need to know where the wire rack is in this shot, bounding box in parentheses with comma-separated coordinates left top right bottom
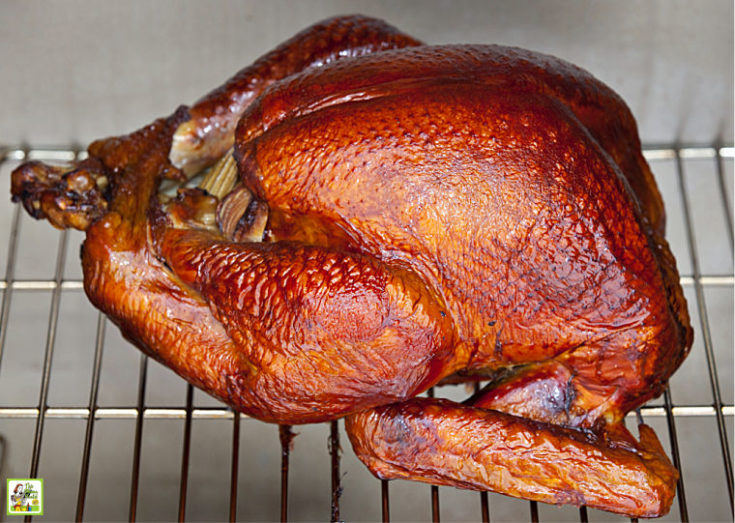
(0, 144, 732, 522)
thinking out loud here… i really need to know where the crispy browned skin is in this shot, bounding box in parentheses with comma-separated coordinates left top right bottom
(170, 15, 422, 175)
(10, 16, 691, 517)
(154, 225, 459, 421)
(11, 158, 109, 230)
(79, 111, 251, 400)
(346, 398, 677, 517)
(235, 45, 691, 427)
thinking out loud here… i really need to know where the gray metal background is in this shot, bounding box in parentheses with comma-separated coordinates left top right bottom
(1, 0, 733, 147)
(0, 1, 733, 521)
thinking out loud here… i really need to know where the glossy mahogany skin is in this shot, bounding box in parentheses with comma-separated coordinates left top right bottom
(10, 16, 692, 517)
(171, 15, 421, 175)
(346, 398, 677, 517)
(234, 44, 691, 427)
(155, 225, 458, 421)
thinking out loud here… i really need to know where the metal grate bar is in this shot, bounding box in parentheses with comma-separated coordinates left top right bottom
(0, 204, 22, 373)
(128, 354, 149, 522)
(0, 280, 85, 291)
(675, 149, 734, 509)
(0, 403, 732, 420)
(3, 274, 731, 292)
(279, 424, 293, 522)
(330, 419, 341, 522)
(480, 492, 489, 523)
(381, 479, 390, 522)
(229, 412, 241, 522)
(629, 409, 644, 523)
(24, 227, 68, 523)
(426, 387, 441, 522)
(473, 381, 491, 523)
(178, 384, 194, 521)
(714, 147, 734, 249)
(642, 145, 734, 161)
(663, 388, 689, 521)
(75, 312, 107, 521)
(529, 500, 539, 522)
(431, 486, 440, 522)
(28, 229, 68, 477)
(5, 144, 730, 165)
(681, 275, 734, 285)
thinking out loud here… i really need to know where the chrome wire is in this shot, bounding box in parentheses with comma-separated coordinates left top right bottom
(675, 148, 734, 511)
(0, 145, 732, 522)
(75, 312, 106, 521)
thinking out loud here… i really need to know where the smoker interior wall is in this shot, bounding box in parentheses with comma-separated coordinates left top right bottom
(0, 0, 733, 146)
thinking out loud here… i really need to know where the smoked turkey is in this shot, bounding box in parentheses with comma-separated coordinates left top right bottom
(11, 15, 692, 517)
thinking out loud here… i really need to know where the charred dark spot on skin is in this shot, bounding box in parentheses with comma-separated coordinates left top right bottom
(540, 373, 574, 417)
(385, 406, 435, 453)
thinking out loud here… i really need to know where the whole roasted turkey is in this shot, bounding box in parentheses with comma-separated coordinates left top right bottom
(11, 15, 692, 517)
